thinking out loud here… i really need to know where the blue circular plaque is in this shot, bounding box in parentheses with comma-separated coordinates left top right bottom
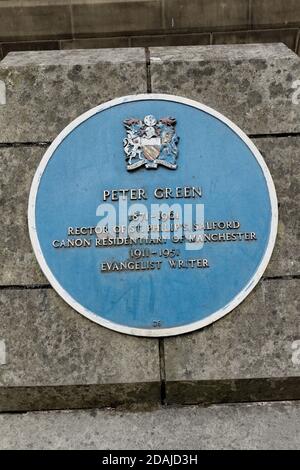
(28, 95, 278, 337)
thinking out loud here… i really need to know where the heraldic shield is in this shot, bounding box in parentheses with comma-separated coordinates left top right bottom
(123, 114, 179, 170)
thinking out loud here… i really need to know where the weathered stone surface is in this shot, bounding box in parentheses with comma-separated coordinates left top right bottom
(212, 28, 298, 51)
(164, 0, 249, 31)
(0, 49, 147, 142)
(150, 43, 300, 134)
(266, 198, 300, 277)
(0, 1, 72, 42)
(72, 0, 163, 37)
(0, 401, 300, 450)
(164, 279, 300, 404)
(252, 136, 300, 277)
(0, 146, 47, 285)
(253, 137, 299, 202)
(0, 288, 160, 410)
(252, 0, 300, 29)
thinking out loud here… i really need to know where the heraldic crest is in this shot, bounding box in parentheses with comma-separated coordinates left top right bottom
(123, 114, 179, 171)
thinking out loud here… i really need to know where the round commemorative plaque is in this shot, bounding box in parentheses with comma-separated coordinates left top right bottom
(28, 94, 278, 337)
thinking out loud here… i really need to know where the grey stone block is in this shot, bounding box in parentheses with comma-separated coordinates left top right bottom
(0, 49, 147, 143)
(72, 0, 163, 37)
(266, 198, 300, 277)
(164, 279, 300, 404)
(164, 0, 249, 31)
(150, 43, 300, 134)
(0, 1, 72, 42)
(252, 136, 300, 277)
(252, 0, 300, 29)
(252, 137, 299, 202)
(212, 28, 298, 51)
(0, 401, 299, 450)
(0, 288, 160, 411)
(0, 146, 47, 285)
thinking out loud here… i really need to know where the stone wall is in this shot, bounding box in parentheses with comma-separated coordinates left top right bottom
(0, 1, 300, 59)
(0, 43, 299, 411)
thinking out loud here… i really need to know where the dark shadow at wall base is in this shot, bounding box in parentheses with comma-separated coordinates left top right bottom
(0, 382, 161, 413)
(166, 377, 300, 405)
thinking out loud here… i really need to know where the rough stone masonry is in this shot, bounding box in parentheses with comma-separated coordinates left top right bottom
(0, 43, 299, 411)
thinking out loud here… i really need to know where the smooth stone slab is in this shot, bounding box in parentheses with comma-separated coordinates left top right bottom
(0, 1, 72, 42)
(1, 135, 298, 287)
(252, 0, 300, 29)
(0, 288, 160, 411)
(0, 401, 299, 450)
(150, 43, 300, 134)
(72, 0, 163, 37)
(164, 278, 300, 404)
(164, 0, 249, 32)
(0, 49, 147, 143)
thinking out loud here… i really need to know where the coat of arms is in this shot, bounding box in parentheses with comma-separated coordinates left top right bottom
(123, 115, 179, 170)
